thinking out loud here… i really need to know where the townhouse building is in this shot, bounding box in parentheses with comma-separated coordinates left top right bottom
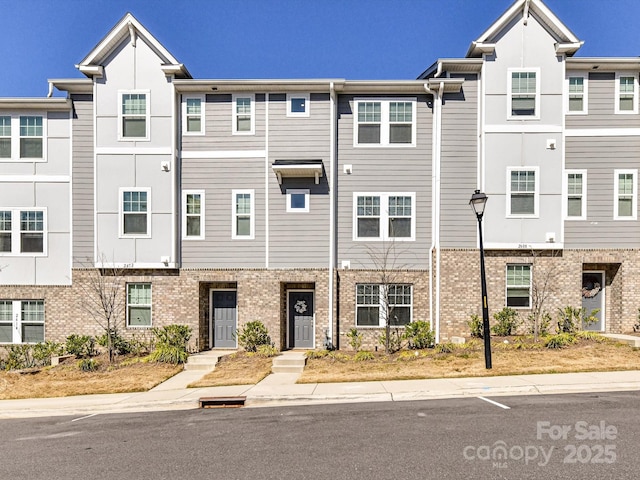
(1, 0, 638, 351)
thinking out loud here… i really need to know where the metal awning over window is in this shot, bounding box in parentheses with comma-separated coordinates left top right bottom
(271, 159, 323, 184)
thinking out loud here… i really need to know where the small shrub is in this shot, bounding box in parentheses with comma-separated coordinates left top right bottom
(149, 324, 192, 365)
(435, 342, 455, 354)
(3, 345, 35, 370)
(378, 328, 404, 354)
(65, 334, 96, 358)
(33, 341, 64, 365)
(398, 350, 421, 360)
(236, 321, 271, 352)
(354, 350, 375, 361)
(545, 333, 577, 349)
(492, 307, 520, 336)
(306, 350, 331, 359)
(404, 321, 435, 349)
(346, 328, 363, 352)
(78, 358, 99, 372)
(467, 314, 484, 338)
(575, 330, 604, 342)
(254, 344, 279, 358)
(97, 330, 132, 355)
(528, 311, 552, 337)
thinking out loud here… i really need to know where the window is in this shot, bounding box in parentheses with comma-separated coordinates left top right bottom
(127, 283, 152, 327)
(509, 69, 539, 118)
(567, 75, 587, 114)
(120, 189, 150, 237)
(183, 96, 204, 134)
(0, 209, 46, 255)
(286, 189, 309, 212)
(20, 116, 43, 158)
(233, 94, 254, 134)
(565, 170, 586, 220)
(0, 300, 45, 344)
(616, 74, 638, 114)
(506, 265, 531, 308)
(232, 189, 254, 239)
(354, 193, 415, 241)
(356, 284, 412, 327)
(614, 169, 637, 220)
(120, 92, 149, 139)
(0, 116, 10, 158)
(354, 98, 416, 146)
(508, 168, 538, 217)
(287, 93, 310, 117)
(183, 190, 205, 239)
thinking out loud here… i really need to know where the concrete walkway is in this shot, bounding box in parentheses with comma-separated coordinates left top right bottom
(2, 366, 640, 419)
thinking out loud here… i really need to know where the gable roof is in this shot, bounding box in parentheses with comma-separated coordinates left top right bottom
(466, 0, 583, 57)
(76, 12, 191, 79)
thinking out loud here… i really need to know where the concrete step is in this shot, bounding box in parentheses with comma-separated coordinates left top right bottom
(271, 353, 306, 374)
(184, 350, 235, 371)
(603, 334, 640, 348)
(272, 357, 307, 367)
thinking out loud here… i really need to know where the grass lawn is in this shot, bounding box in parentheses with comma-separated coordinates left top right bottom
(188, 352, 273, 388)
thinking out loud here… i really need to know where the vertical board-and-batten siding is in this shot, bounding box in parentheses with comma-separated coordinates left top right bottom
(336, 94, 433, 269)
(71, 94, 95, 265)
(440, 74, 478, 248)
(268, 93, 331, 268)
(565, 136, 640, 248)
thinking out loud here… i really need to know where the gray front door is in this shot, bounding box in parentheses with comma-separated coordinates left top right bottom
(289, 291, 314, 349)
(212, 290, 237, 348)
(582, 272, 604, 331)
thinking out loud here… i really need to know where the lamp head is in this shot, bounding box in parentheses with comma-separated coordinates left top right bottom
(469, 189, 488, 218)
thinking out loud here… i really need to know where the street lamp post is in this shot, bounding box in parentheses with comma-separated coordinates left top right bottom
(469, 189, 492, 369)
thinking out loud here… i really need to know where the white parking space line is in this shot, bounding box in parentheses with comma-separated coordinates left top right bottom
(477, 396, 511, 410)
(71, 413, 98, 422)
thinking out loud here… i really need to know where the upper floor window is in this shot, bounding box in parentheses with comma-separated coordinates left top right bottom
(232, 189, 254, 239)
(286, 189, 310, 213)
(567, 75, 588, 114)
(287, 93, 310, 117)
(183, 190, 205, 239)
(120, 92, 149, 140)
(183, 96, 204, 134)
(614, 169, 637, 220)
(120, 189, 150, 237)
(233, 94, 254, 135)
(354, 98, 416, 146)
(565, 170, 587, 220)
(615, 74, 638, 114)
(353, 193, 415, 241)
(509, 69, 539, 118)
(0, 209, 46, 255)
(507, 168, 538, 217)
(0, 114, 46, 161)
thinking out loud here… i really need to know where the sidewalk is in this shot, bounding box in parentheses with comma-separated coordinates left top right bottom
(2, 368, 640, 419)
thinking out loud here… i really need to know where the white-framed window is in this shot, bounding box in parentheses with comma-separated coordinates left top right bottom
(354, 98, 416, 146)
(566, 75, 588, 114)
(507, 168, 538, 217)
(0, 300, 45, 344)
(565, 170, 587, 220)
(286, 93, 310, 117)
(232, 94, 255, 135)
(355, 284, 412, 327)
(506, 265, 531, 308)
(119, 91, 149, 140)
(614, 169, 637, 220)
(508, 69, 540, 118)
(615, 73, 638, 114)
(353, 193, 415, 241)
(120, 189, 150, 237)
(183, 190, 205, 239)
(232, 189, 254, 239)
(183, 96, 205, 134)
(0, 209, 46, 255)
(286, 189, 310, 212)
(0, 114, 46, 161)
(127, 283, 152, 328)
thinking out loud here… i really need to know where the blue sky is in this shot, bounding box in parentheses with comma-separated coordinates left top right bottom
(1, 0, 639, 97)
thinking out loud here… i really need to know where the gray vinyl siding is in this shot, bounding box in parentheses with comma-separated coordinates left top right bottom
(336, 94, 432, 269)
(566, 72, 640, 129)
(268, 93, 331, 268)
(565, 136, 640, 247)
(181, 158, 266, 267)
(181, 94, 266, 150)
(440, 74, 478, 247)
(71, 94, 94, 265)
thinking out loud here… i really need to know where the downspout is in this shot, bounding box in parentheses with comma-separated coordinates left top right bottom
(265, 94, 270, 268)
(327, 82, 336, 348)
(435, 82, 444, 344)
(170, 79, 177, 269)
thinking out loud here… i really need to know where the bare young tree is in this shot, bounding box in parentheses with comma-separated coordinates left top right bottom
(76, 255, 126, 363)
(528, 249, 559, 342)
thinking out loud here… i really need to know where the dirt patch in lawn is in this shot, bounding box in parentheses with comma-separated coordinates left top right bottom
(298, 337, 640, 384)
(0, 355, 182, 400)
(188, 352, 273, 388)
